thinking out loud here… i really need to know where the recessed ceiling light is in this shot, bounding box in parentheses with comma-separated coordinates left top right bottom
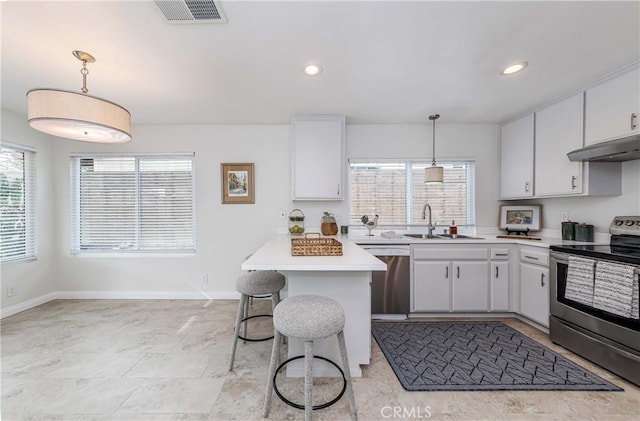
(303, 63, 322, 76)
(502, 61, 529, 75)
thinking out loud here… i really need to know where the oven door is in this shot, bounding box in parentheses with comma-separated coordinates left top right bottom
(550, 251, 639, 352)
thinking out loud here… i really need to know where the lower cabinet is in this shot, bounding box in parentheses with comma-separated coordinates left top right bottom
(518, 248, 550, 327)
(412, 246, 489, 312)
(413, 260, 451, 312)
(490, 261, 510, 311)
(451, 261, 490, 311)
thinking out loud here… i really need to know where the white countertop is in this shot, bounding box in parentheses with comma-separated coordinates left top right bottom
(349, 232, 603, 248)
(242, 235, 387, 271)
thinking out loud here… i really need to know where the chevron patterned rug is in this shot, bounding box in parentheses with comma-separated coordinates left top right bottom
(371, 321, 623, 391)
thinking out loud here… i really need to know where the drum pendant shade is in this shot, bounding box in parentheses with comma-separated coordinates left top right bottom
(27, 89, 131, 143)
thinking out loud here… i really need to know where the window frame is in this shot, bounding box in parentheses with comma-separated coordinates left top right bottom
(348, 158, 476, 228)
(70, 153, 196, 256)
(0, 142, 37, 263)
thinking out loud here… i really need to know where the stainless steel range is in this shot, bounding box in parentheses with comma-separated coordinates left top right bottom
(549, 216, 640, 386)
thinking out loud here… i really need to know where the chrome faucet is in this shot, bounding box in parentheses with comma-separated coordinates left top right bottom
(421, 203, 436, 237)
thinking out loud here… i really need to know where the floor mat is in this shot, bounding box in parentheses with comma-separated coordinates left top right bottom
(371, 321, 623, 391)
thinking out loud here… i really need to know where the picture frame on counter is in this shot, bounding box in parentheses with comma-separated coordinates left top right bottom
(221, 163, 255, 204)
(499, 205, 541, 232)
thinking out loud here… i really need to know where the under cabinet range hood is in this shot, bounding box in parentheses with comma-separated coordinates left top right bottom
(567, 134, 640, 162)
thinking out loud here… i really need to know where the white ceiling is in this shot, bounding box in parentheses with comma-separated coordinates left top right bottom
(2, 0, 639, 125)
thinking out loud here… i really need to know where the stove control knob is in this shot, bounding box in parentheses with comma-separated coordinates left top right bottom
(625, 220, 635, 226)
(635, 221, 640, 226)
(615, 220, 624, 226)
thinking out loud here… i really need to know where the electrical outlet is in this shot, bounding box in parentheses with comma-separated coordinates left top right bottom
(7, 286, 16, 297)
(561, 211, 569, 222)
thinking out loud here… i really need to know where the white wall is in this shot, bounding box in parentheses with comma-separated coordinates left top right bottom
(51, 122, 500, 296)
(1, 109, 56, 313)
(53, 124, 293, 296)
(5, 114, 637, 302)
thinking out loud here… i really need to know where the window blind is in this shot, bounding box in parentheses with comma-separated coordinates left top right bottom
(0, 143, 37, 262)
(349, 160, 475, 227)
(70, 154, 195, 254)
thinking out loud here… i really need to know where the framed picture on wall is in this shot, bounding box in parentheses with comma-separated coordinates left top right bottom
(221, 163, 255, 204)
(499, 205, 541, 232)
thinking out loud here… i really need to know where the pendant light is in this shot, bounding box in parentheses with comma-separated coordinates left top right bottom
(425, 113, 443, 183)
(27, 50, 131, 143)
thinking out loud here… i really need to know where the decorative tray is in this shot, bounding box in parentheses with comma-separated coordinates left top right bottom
(291, 233, 343, 256)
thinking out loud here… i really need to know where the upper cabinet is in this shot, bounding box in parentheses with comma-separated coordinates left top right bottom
(584, 66, 640, 146)
(535, 93, 621, 197)
(535, 93, 584, 196)
(500, 114, 534, 199)
(291, 115, 345, 201)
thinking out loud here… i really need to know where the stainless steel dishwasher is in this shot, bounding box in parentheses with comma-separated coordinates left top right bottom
(360, 245, 411, 318)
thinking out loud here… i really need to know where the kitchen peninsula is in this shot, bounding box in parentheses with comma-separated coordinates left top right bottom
(242, 235, 386, 377)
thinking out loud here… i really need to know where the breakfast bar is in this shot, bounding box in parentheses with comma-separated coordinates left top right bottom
(242, 235, 386, 377)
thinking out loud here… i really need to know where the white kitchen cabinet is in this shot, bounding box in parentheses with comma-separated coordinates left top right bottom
(534, 93, 621, 197)
(500, 113, 534, 199)
(412, 246, 489, 312)
(534, 93, 584, 196)
(585, 66, 640, 145)
(490, 248, 510, 312)
(451, 261, 490, 311)
(291, 115, 345, 200)
(518, 247, 549, 327)
(413, 260, 450, 312)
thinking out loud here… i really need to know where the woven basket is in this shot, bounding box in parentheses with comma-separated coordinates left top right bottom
(291, 233, 343, 256)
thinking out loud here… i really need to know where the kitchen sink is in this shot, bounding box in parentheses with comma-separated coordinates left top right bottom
(404, 233, 484, 240)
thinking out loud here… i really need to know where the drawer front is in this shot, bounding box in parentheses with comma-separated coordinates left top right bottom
(519, 249, 549, 266)
(413, 247, 488, 260)
(491, 248, 510, 260)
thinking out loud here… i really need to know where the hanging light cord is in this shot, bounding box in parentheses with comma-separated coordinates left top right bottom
(429, 114, 440, 167)
(80, 60, 89, 94)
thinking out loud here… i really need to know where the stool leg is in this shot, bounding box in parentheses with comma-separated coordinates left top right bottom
(229, 294, 247, 371)
(263, 329, 282, 418)
(304, 340, 314, 421)
(337, 331, 357, 421)
(242, 296, 250, 344)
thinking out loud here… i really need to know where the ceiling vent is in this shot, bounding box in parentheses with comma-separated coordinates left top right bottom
(154, 0, 227, 24)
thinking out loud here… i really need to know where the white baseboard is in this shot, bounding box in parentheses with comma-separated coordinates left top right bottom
(1, 290, 240, 319)
(1, 292, 58, 319)
(56, 290, 240, 300)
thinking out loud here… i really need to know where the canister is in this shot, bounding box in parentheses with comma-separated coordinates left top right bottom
(574, 224, 594, 242)
(561, 221, 576, 240)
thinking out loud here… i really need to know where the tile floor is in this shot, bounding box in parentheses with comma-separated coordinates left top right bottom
(1, 299, 638, 420)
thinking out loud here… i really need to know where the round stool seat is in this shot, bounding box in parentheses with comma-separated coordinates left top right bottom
(274, 295, 345, 340)
(236, 271, 285, 296)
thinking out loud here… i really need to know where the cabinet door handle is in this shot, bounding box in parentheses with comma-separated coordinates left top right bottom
(524, 182, 529, 193)
(571, 176, 577, 190)
(456, 266, 460, 279)
(495, 266, 499, 278)
(632, 113, 637, 130)
(337, 184, 340, 196)
(541, 273, 545, 287)
(445, 266, 449, 279)
(524, 255, 539, 261)
(495, 253, 508, 257)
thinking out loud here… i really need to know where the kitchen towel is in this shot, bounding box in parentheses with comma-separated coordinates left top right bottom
(565, 256, 596, 307)
(593, 261, 639, 319)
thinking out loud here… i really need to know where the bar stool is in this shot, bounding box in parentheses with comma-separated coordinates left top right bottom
(228, 270, 286, 371)
(263, 294, 357, 421)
